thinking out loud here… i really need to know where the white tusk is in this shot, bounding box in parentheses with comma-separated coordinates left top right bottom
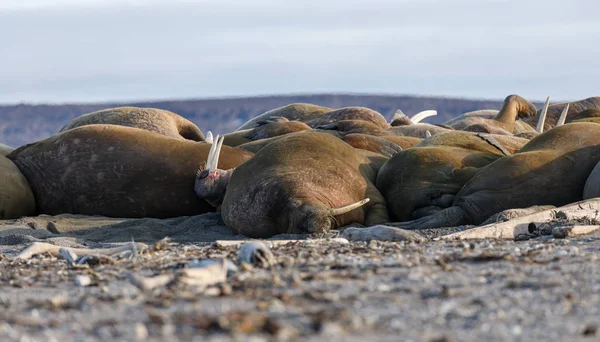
(328, 198, 370, 216)
(411, 110, 437, 124)
(556, 103, 570, 127)
(210, 136, 225, 172)
(536, 96, 550, 133)
(205, 131, 214, 144)
(206, 134, 220, 171)
(425, 130, 432, 138)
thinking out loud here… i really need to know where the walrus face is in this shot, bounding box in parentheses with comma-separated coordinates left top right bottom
(193, 135, 232, 207)
(288, 199, 371, 234)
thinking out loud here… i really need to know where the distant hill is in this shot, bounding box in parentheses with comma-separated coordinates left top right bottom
(0, 94, 542, 148)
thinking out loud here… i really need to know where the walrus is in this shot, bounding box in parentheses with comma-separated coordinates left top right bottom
(60, 106, 206, 141)
(222, 118, 312, 147)
(0, 156, 36, 219)
(523, 96, 600, 132)
(383, 122, 600, 229)
(305, 107, 389, 128)
(415, 130, 530, 155)
(376, 130, 534, 222)
(0, 143, 13, 156)
(316, 119, 449, 140)
(195, 131, 390, 238)
(390, 109, 437, 126)
(443, 95, 538, 134)
(341, 134, 403, 158)
(8, 125, 253, 218)
(236, 103, 333, 130)
(565, 109, 600, 124)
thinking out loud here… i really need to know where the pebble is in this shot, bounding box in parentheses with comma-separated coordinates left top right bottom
(74, 275, 92, 287)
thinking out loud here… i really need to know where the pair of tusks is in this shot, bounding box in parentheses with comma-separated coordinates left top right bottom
(535, 96, 571, 133)
(393, 109, 438, 124)
(328, 198, 370, 216)
(197, 132, 224, 176)
(206, 134, 224, 172)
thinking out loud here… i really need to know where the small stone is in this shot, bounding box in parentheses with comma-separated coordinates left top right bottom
(74, 275, 92, 287)
(583, 324, 597, 336)
(135, 323, 149, 340)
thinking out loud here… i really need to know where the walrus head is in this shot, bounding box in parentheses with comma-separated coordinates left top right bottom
(287, 198, 371, 234)
(194, 135, 233, 207)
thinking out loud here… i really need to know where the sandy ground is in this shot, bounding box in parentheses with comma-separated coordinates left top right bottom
(0, 213, 599, 341)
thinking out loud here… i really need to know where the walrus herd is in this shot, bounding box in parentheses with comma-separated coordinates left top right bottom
(2, 95, 600, 239)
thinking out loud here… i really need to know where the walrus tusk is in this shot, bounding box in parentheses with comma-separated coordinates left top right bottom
(206, 134, 220, 171)
(556, 103, 570, 127)
(209, 136, 225, 172)
(536, 96, 550, 133)
(328, 198, 370, 216)
(205, 131, 214, 144)
(425, 130, 432, 138)
(410, 110, 437, 124)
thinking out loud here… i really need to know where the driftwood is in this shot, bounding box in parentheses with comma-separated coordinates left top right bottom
(552, 225, 600, 239)
(341, 225, 427, 242)
(15, 241, 149, 260)
(442, 198, 600, 240)
(128, 258, 228, 292)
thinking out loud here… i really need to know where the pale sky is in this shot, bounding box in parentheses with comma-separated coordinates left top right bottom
(0, 0, 598, 104)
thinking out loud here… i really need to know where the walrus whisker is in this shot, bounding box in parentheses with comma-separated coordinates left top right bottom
(205, 131, 214, 144)
(410, 110, 437, 124)
(556, 103, 570, 127)
(536, 96, 550, 133)
(327, 198, 370, 216)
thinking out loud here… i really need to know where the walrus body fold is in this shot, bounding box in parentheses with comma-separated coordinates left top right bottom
(8, 125, 253, 218)
(385, 123, 600, 230)
(60, 106, 206, 141)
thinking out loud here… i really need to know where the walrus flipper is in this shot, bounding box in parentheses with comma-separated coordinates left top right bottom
(385, 206, 468, 230)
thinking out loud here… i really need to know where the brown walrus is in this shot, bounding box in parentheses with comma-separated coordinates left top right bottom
(195, 131, 390, 238)
(523, 96, 600, 132)
(443, 95, 538, 134)
(383, 122, 600, 229)
(305, 107, 389, 128)
(341, 134, 403, 158)
(222, 118, 311, 147)
(8, 125, 253, 218)
(0, 156, 36, 219)
(236, 103, 333, 130)
(376, 131, 531, 221)
(60, 106, 206, 141)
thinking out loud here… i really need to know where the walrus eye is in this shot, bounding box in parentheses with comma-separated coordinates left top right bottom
(197, 169, 209, 179)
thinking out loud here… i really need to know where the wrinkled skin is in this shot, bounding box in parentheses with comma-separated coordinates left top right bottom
(306, 107, 389, 128)
(566, 109, 600, 125)
(218, 132, 390, 238)
(8, 125, 253, 218)
(0, 156, 35, 219)
(236, 103, 333, 130)
(376, 146, 502, 221)
(59, 106, 205, 141)
(443, 95, 537, 134)
(223, 119, 312, 147)
(415, 131, 530, 155)
(314, 120, 386, 136)
(385, 123, 600, 229)
(341, 134, 403, 157)
(523, 96, 600, 132)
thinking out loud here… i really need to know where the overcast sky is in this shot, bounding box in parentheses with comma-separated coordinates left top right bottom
(0, 0, 598, 104)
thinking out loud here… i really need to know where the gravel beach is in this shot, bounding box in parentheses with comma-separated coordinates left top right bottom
(0, 213, 598, 341)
